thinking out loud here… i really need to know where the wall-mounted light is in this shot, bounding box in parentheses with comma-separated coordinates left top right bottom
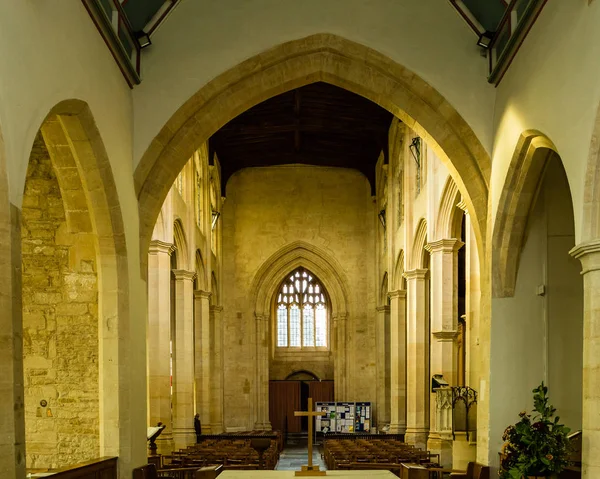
(378, 209, 386, 230)
(136, 31, 152, 49)
(409, 137, 421, 166)
(477, 31, 494, 49)
(211, 210, 220, 230)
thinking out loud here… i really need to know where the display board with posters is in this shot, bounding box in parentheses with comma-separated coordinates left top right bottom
(315, 401, 372, 434)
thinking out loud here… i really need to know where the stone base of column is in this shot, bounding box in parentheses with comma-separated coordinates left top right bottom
(253, 421, 272, 431)
(427, 433, 453, 468)
(155, 433, 174, 455)
(172, 428, 196, 450)
(404, 428, 429, 450)
(388, 423, 406, 435)
(210, 422, 224, 434)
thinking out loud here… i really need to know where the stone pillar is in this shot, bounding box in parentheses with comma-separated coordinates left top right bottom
(570, 241, 600, 479)
(210, 305, 224, 433)
(426, 239, 462, 465)
(389, 290, 407, 434)
(171, 269, 196, 449)
(147, 240, 175, 451)
(404, 269, 429, 449)
(254, 312, 271, 430)
(376, 305, 391, 428)
(194, 290, 212, 434)
(333, 312, 348, 401)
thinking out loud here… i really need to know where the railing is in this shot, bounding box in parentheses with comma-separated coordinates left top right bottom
(81, 0, 141, 87)
(27, 457, 117, 478)
(488, 0, 548, 85)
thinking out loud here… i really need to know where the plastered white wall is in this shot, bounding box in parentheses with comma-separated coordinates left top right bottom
(133, 0, 495, 165)
(0, 3, 147, 475)
(491, 0, 600, 242)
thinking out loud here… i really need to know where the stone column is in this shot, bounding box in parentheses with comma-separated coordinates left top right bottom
(147, 240, 175, 451)
(210, 305, 224, 433)
(571, 241, 600, 479)
(404, 269, 429, 449)
(426, 239, 462, 465)
(171, 269, 196, 449)
(376, 305, 391, 428)
(389, 290, 407, 434)
(194, 290, 212, 434)
(333, 312, 348, 400)
(254, 312, 271, 430)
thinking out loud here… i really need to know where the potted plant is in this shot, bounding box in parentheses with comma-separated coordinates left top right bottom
(499, 383, 571, 479)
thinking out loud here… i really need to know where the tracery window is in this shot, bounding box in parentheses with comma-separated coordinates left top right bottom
(276, 268, 328, 348)
(195, 172, 202, 229)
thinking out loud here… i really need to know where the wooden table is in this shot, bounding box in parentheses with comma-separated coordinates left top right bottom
(218, 471, 396, 478)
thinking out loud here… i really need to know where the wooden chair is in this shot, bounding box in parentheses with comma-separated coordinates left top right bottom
(133, 464, 158, 479)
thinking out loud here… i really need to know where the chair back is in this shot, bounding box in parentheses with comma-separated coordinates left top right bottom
(472, 462, 490, 479)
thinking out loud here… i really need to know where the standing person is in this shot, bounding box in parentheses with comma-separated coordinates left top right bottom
(194, 413, 202, 443)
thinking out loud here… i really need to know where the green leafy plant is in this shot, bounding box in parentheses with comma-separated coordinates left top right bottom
(499, 383, 571, 478)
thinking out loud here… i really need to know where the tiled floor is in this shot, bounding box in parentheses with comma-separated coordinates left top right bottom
(275, 438, 327, 471)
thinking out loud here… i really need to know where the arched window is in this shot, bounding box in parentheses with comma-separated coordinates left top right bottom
(276, 268, 328, 348)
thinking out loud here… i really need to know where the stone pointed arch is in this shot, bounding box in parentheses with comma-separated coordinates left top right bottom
(436, 175, 462, 240)
(195, 249, 206, 290)
(251, 241, 349, 318)
(492, 130, 560, 297)
(135, 33, 490, 272)
(393, 250, 406, 291)
(173, 219, 189, 270)
(25, 99, 129, 463)
(380, 272, 389, 306)
(250, 240, 350, 424)
(411, 219, 429, 270)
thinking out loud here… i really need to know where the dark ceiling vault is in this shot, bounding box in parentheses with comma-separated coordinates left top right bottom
(210, 82, 393, 195)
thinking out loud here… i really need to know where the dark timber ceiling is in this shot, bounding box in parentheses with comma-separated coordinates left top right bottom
(210, 82, 393, 195)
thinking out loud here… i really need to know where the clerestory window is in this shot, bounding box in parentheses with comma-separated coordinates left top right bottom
(276, 268, 328, 348)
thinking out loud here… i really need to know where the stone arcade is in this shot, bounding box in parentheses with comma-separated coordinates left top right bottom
(1, 1, 599, 478)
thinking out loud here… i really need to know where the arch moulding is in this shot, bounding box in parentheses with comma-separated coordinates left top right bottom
(492, 129, 559, 297)
(135, 33, 491, 273)
(250, 241, 349, 318)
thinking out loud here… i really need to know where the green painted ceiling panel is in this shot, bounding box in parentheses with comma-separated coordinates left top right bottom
(462, 0, 507, 32)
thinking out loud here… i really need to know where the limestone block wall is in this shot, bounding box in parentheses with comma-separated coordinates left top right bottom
(21, 136, 99, 468)
(222, 165, 376, 430)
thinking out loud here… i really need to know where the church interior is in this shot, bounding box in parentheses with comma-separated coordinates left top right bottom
(2, 1, 600, 478)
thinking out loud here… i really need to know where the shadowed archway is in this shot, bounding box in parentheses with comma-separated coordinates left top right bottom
(135, 33, 491, 273)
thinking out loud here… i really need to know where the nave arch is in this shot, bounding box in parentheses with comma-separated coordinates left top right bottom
(19, 100, 129, 468)
(134, 33, 491, 272)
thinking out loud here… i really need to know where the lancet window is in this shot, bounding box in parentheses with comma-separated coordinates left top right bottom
(276, 268, 328, 348)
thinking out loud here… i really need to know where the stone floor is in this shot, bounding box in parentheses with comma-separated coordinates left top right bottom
(275, 436, 327, 471)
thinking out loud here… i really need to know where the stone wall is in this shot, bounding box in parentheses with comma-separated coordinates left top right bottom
(222, 165, 376, 430)
(22, 135, 99, 469)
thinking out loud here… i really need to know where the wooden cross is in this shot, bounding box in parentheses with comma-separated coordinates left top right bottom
(294, 397, 327, 476)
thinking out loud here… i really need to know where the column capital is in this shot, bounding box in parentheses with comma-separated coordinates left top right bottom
(403, 268, 428, 280)
(254, 312, 268, 321)
(432, 330, 459, 342)
(194, 290, 211, 300)
(172, 269, 197, 281)
(149, 240, 175, 255)
(376, 305, 390, 313)
(570, 240, 600, 273)
(425, 238, 464, 254)
(388, 289, 407, 299)
(210, 305, 223, 313)
(456, 200, 469, 214)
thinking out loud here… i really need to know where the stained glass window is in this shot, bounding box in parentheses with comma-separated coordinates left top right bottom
(276, 268, 328, 348)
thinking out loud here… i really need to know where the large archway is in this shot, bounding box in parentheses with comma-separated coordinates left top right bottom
(135, 34, 491, 270)
(19, 101, 129, 470)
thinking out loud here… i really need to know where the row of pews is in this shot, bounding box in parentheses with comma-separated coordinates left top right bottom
(141, 434, 281, 478)
(322, 438, 442, 477)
